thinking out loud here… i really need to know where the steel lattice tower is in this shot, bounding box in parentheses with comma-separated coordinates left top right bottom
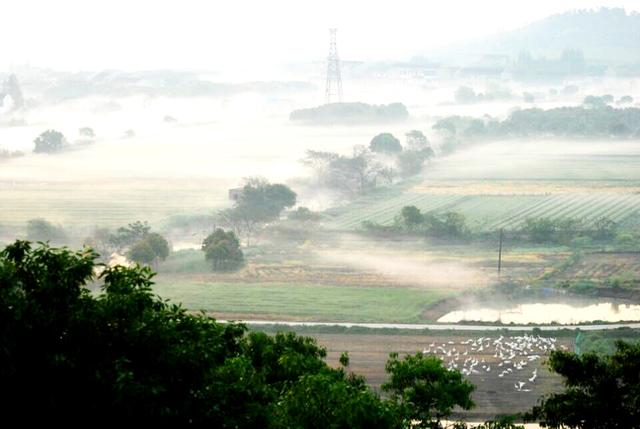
(325, 28, 343, 104)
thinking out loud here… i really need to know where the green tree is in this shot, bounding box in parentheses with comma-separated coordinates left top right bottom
(592, 217, 617, 241)
(383, 352, 475, 428)
(127, 240, 155, 265)
(370, 133, 403, 154)
(237, 178, 297, 222)
(33, 129, 67, 154)
(202, 229, 245, 271)
(2, 74, 24, 109)
(303, 148, 392, 196)
(79, 127, 95, 138)
(274, 371, 401, 429)
(0, 240, 407, 427)
(287, 207, 322, 222)
(522, 217, 556, 243)
(526, 340, 640, 429)
(397, 150, 432, 178)
(109, 221, 151, 249)
(127, 232, 170, 266)
(401, 205, 424, 230)
(405, 130, 430, 151)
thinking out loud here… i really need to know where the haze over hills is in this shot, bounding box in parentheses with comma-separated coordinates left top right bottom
(437, 8, 640, 64)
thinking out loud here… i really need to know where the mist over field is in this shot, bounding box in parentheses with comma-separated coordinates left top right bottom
(3, 2, 640, 424)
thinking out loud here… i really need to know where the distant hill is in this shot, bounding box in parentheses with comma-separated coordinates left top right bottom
(443, 8, 640, 64)
(290, 102, 409, 125)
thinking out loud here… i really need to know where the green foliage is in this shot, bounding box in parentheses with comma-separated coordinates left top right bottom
(303, 147, 393, 196)
(26, 218, 67, 243)
(526, 341, 640, 429)
(370, 133, 403, 154)
(290, 102, 409, 125)
(78, 127, 95, 138)
(592, 216, 617, 240)
(521, 216, 616, 244)
(401, 205, 424, 229)
(1, 74, 24, 109)
(202, 228, 244, 271)
(127, 232, 170, 265)
(218, 179, 297, 245)
(237, 178, 297, 221)
(287, 206, 322, 222)
(618, 95, 634, 104)
(33, 129, 67, 154)
(397, 147, 434, 178)
(273, 371, 401, 429)
(405, 130, 431, 152)
(0, 241, 403, 426)
(369, 206, 469, 239)
(109, 220, 151, 249)
(383, 352, 475, 428)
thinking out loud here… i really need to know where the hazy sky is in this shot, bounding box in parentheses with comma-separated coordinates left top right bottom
(2, 0, 639, 74)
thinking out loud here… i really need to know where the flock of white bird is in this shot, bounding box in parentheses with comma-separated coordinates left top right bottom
(422, 335, 567, 392)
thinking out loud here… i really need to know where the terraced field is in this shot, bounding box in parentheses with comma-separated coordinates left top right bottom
(326, 191, 640, 231)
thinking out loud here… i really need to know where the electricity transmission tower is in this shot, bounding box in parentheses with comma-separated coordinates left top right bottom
(325, 28, 343, 104)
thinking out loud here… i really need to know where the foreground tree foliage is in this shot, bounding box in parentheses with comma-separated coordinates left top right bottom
(526, 340, 640, 429)
(0, 241, 522, 427)
(383, 353, 476, 428)
(0, 241, 381, 425)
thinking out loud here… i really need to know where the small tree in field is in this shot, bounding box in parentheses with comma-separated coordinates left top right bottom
(202, 229, 244, 271)
(34, 130, 67, 153)
(400, 206, 424, 230)
(127, 232, 169, 267)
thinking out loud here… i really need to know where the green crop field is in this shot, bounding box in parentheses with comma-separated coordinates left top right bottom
(325, 145, 640, 232)
(326, 191, 640, 232)
(153, 275, 453, 323)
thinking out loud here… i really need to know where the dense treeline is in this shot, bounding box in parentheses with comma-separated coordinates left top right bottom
(290, 102, 409, 125)
(433, 105, 640, 152)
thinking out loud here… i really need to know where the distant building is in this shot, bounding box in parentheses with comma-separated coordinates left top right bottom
(228, 187, 243, 201)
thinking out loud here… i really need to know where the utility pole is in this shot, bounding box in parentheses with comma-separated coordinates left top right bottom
(497, 228, 504, 277)
(325, 28, 343, 104)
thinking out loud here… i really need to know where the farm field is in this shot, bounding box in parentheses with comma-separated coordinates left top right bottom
(541, 251, 640, 292)
(310, 331, 573, 419)
(0, 178, 231, 233)
(326, 190, 640, 231)
(153, 241, 567, 323)
(325, 144, 640, 232)
(153, 275, 454, 323)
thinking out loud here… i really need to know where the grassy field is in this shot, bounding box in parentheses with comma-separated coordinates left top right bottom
(153, 275, 453, 323)
(0, 178, 231, 231)
(326, 189, 640, 231)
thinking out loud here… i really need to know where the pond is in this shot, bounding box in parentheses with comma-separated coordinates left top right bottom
(437, 302, 640, 325)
